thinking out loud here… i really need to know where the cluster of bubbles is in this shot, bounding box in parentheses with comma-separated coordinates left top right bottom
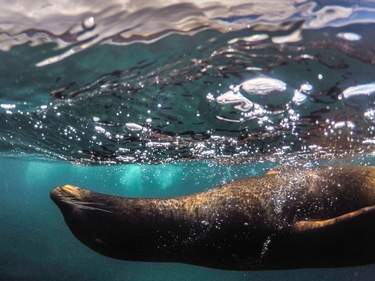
(1, 1, 375, 164)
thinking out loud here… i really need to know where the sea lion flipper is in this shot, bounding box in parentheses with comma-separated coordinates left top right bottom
(293, 205, 375, 233)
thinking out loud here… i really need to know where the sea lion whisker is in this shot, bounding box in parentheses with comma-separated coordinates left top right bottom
(73, 203, 113, 213)
(70, 201, 106, 206)
(58, 197, 112, 213)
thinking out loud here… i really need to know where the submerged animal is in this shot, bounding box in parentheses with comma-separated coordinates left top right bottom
(51, 165, 375, 270)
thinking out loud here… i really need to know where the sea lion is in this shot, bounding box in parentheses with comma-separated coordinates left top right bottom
(50, 165, 375, 270)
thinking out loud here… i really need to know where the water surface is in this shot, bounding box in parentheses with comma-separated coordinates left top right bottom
(2, 0, 375, 280)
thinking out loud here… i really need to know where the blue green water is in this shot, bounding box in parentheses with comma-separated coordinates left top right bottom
(1, 157, 375, 281)
(3, 0, 375, 280)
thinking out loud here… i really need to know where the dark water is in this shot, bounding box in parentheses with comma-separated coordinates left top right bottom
(2, 0, 375, 280)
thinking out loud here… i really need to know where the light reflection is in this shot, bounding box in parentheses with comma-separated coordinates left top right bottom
(342, 83, 375, 99)
(241, 77, 287, 96)
(216, 90, 254, 112)
(337, 32, 362, 41)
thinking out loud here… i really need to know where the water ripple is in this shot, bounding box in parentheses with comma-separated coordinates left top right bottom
(1, 1, 375, 164)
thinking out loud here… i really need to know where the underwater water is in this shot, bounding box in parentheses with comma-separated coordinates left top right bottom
(2, 0, 375, 280)
(2, 156, 375, 281)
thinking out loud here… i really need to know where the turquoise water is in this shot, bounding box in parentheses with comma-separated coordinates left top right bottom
(1, 156, 375, 281)
(2, 1, 375, 280)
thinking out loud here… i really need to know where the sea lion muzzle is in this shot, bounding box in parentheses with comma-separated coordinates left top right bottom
(51, 165, 375, 270)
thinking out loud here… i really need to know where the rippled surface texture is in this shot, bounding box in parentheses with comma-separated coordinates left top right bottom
(1, 0, 375, 164)
(2, 0, 375, 280)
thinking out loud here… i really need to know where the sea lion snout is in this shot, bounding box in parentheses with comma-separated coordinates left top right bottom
(51, 184, 79, 199)
(50, 185, 87, 210)
(51, 185, 80, 197)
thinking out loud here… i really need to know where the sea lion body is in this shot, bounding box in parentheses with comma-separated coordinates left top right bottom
(51, 166, 375, 270)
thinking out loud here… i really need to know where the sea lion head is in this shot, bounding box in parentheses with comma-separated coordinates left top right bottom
(50, 185, 122, 258)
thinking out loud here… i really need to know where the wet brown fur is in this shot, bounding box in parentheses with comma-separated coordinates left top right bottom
(51, 166, 375, 270)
